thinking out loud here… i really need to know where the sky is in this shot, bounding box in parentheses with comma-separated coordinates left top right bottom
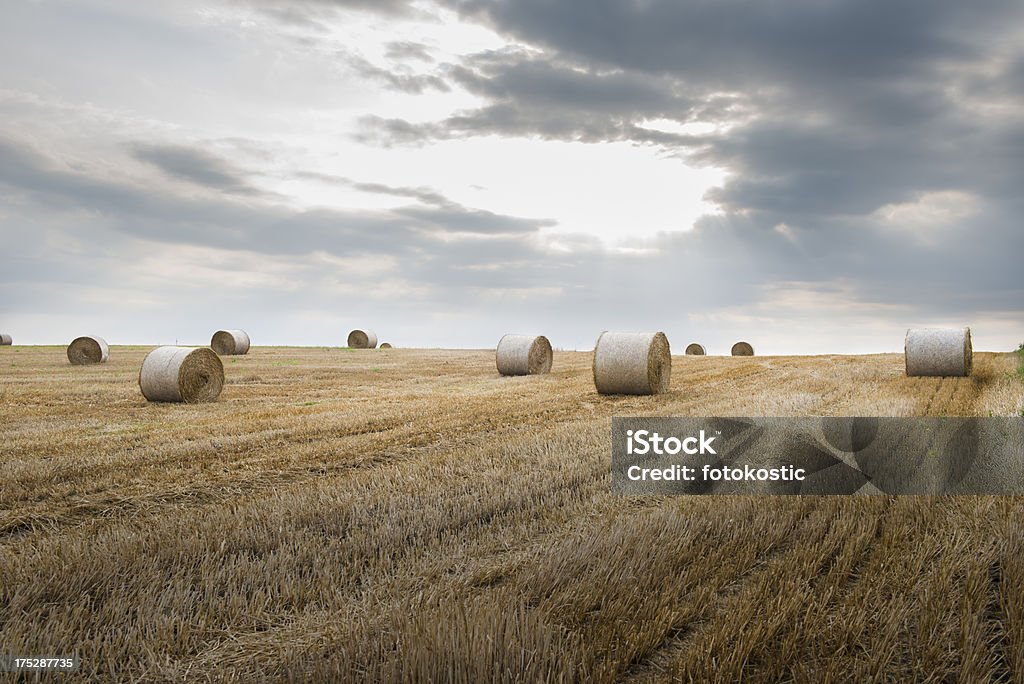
(1, 0, 1022, 353)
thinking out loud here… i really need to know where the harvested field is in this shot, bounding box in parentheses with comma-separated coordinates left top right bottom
(1, 346, 1023, 681)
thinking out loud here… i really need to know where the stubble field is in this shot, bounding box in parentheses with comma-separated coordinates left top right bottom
(2, 345, 1023, 682)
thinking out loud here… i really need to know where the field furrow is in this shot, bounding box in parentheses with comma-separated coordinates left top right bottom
(0, 345, 1021, 681)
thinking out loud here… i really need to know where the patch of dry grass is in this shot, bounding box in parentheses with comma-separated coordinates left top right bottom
(1, 346, 1022, 681)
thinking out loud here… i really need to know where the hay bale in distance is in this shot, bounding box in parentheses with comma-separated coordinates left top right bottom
(379, 342, 393, 349)
(67, 336, 109, 365)
(592, 331, 671, 395)
(0, 334, 11, 345)
(348, 329, 378, 349)
(139, 346, 225, 403)
(685, 343, 706, 356)
(496, 334, 553, 376)
(905, 327, 972, 377)
(731, 341, 755, 356)
(211, 329, 250, 356)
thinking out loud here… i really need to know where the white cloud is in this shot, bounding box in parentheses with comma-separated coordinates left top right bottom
(871, 190, 979, 246)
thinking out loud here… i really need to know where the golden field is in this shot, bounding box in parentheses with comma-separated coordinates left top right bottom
(1, 345, 1023, 682)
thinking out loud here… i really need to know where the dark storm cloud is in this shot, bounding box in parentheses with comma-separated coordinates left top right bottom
(131, 143, 267, 196)
(699, 123, 942, 218)
(359, 0, 1024, 226)
(355, 49, 717, 145)
(345, 0, 1024, 329)
(449, 0, 1008, 84)
(446, 49, 692, 117)
(4, 0, 1022, 349)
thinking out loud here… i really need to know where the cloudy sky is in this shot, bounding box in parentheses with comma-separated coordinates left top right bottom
(1, 0, 1022, 353)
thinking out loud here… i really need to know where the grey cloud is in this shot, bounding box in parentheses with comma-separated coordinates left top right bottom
(2, 139, 685, 332)
(0, 137, 552, 259)
(384, 41, 436, 63)
(3, 1, 1022, 351)
(355, 50, 715, 145)
(3, 129, 1018, 350)
(693, 201, 1024, 319)
(446, 50, 692, 117)
(1001, 55, 1024, 97)
(240, 0, 424, 38)
(353, 116, 447, 147)
(343, 54, 450, 94)
(290, 172, 552, 234)
(386, 0, 1024, 231)
(349, 181, 449, 207)
(131, 143, 267, 197)
(451, 0, 1012, 86)
(254, 6, 335, 31)
(294, 171, 451, 206)
(356, 107, 712, 148)
(245, 0, 415, 20)
(396, 205, 553, 235)
(699, 123, 939, 219)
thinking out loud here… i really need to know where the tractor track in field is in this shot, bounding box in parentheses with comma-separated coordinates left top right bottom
(620, 501, 841, 682)
(2, 348, 1021, 682)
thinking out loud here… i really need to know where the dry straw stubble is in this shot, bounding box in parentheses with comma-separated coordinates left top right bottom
(592, 331, 671, 395)
(905, 327, 973, 377)
(685, 343, 706, 355)
(3, 348, 1024, 681)
(67, 336, 109, 365)
(211, 329, 250, 356)
(348, 329, 378, 349)
(139, 346, 225, 403)
(731, 341, 755, 356)
(496, 334, 553, 376)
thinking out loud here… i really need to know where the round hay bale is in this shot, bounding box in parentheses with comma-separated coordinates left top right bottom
(0, 333, 12, 345)
(139, 346, 225, 403)
(685, 343, 706, 356)
(731, 341, 755, 356)
(211, 329, 250, 356)
(905, 327, 972, 377)
(67, 336, 109, 365)
(592, 331, 671, 395)
(379, 342, 393, 349)
(496, 334, 553, 376)
(348, 329, 378, 349)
